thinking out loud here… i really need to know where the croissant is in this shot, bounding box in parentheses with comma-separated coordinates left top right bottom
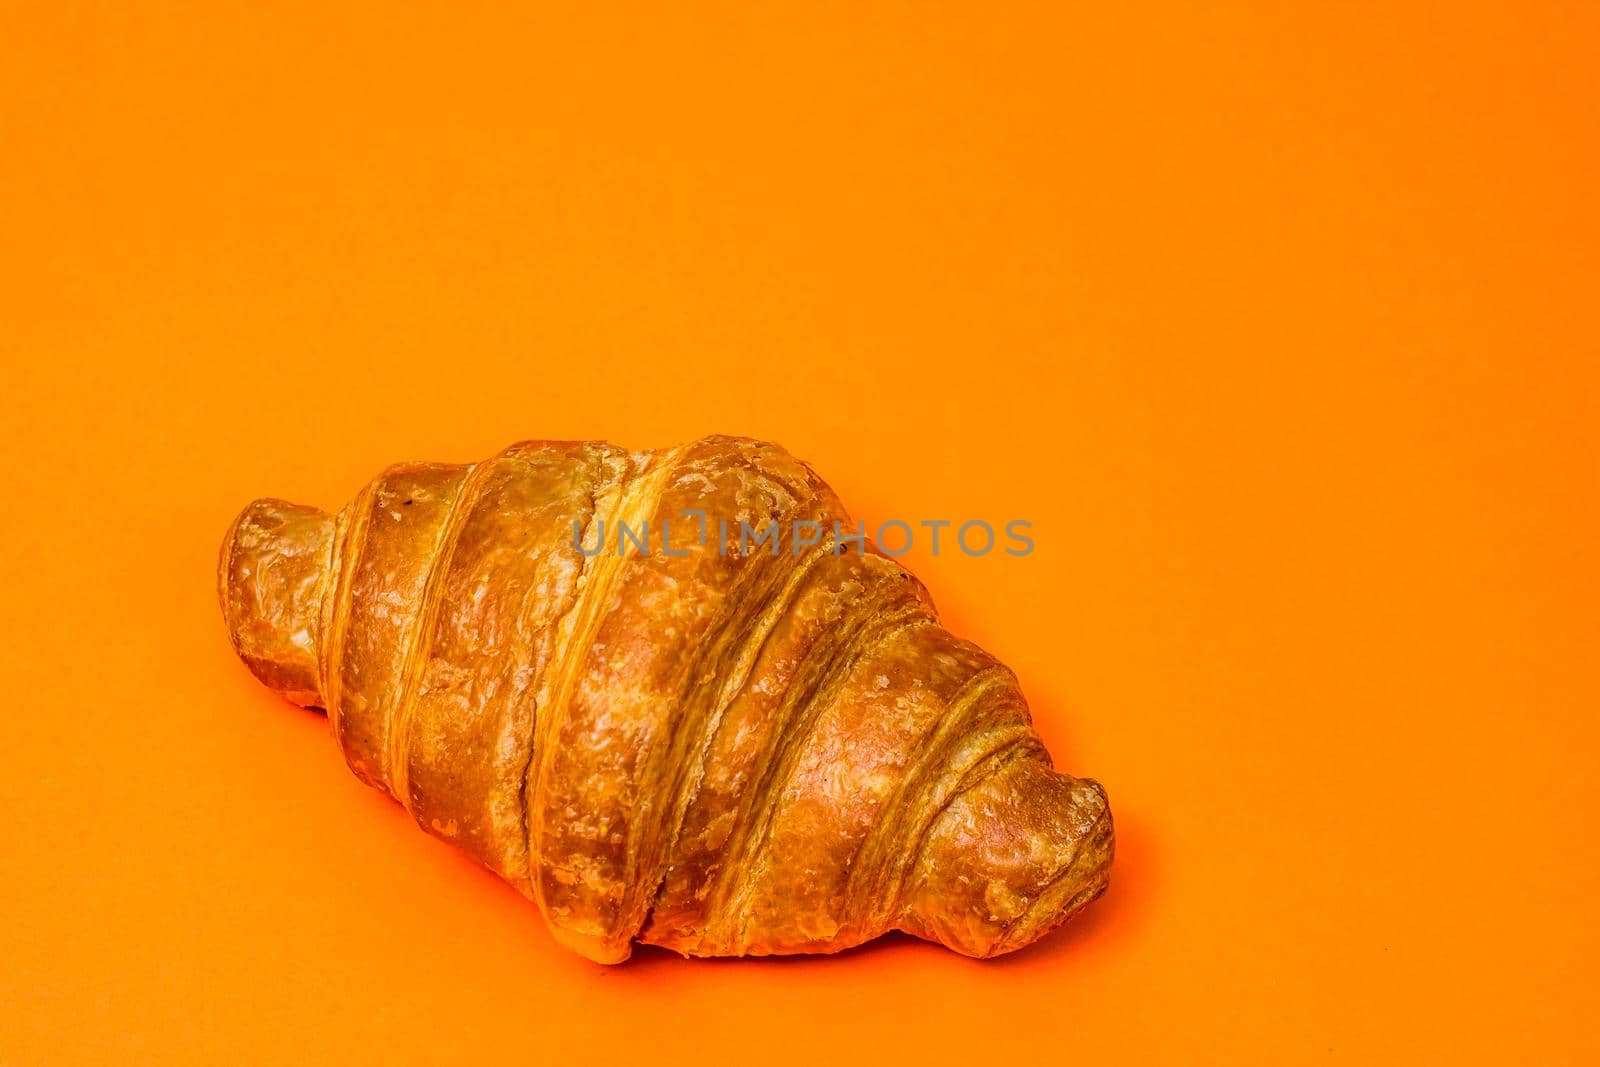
(219, 435, 1113, 962)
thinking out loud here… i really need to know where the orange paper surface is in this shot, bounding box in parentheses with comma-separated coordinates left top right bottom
(2, 4, 1596, 1063)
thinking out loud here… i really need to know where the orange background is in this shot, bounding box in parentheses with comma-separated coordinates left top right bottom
(2, 3, 1596, 1063)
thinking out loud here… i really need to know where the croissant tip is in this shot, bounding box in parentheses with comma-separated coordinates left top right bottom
(899, 763, 1114, 959)
(999, 790, 1114, 956)
(218, 498, 335, 708)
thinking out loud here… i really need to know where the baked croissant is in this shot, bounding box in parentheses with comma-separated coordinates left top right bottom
(219, 435, 1113, 962)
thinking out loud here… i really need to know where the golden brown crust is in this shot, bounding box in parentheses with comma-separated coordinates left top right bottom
(220, 435, 1113, 962)
(218, 499, 334, 709)
(404, 441, 622, 885)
